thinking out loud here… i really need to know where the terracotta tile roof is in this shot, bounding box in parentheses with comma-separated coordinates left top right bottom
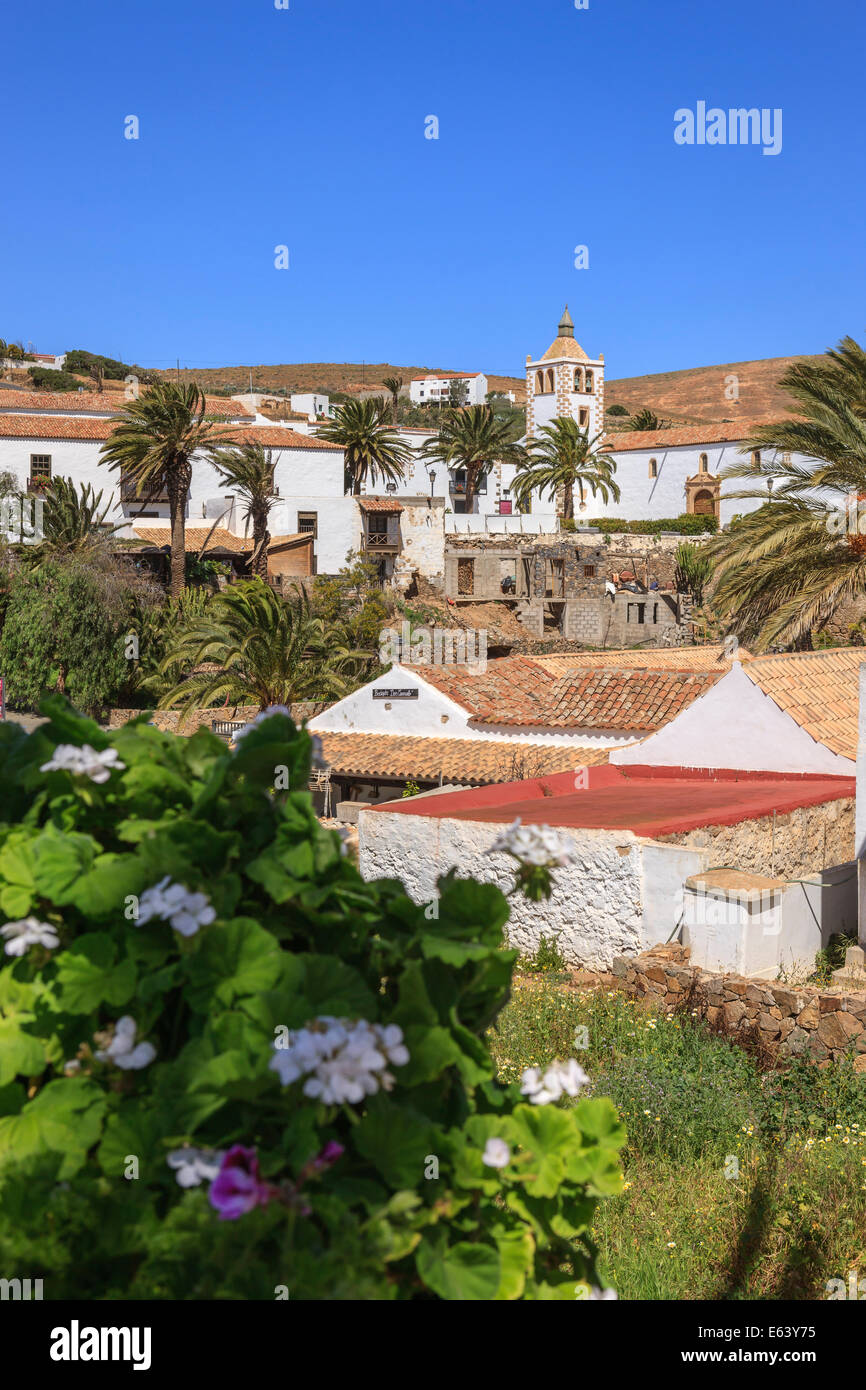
(540, 668, 721, 730)
(743, 649, 864, 760)
(0, 414, 339, 449)
(319, 732, 608, 786)
(413, 655, 718, 730)
(539, 336, 589, 363)
(130, 526, 252, 554)
(410, 372, 483, 381)
(602, 420, 775, 452)
(0, 391, 253, 418)
(529, 644, 752, 675)
(357, 497, 403, 512)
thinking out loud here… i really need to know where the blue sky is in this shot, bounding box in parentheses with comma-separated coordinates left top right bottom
(2, 0, 863, 381)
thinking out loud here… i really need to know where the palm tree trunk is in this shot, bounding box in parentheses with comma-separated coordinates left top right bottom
(167, 475, 188, 598)
(253, 526, 270, 578)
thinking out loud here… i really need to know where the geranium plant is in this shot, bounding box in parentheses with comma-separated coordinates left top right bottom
(0, 698, 624, 1300)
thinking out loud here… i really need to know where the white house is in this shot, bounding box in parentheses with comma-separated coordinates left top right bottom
(409, 372, 488, 407)
(290, 392, 329, 419)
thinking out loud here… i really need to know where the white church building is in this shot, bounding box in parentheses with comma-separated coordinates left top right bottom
(523, 305, 787, 526)
(0, 309, 809, 574)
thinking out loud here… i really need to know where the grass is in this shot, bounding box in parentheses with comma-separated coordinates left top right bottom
(488, 977, 866, 1299)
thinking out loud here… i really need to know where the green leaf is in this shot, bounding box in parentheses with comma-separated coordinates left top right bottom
(183, 917, 283, 1012)
(0, 1077, 106, 1179)
(416, 1232, 501, 1300)
(97, 1105, 163, 1179)
(493, 1227, 534, 1300)
(354, 1096, 438, 1188)
(55, 936, 137, 1013)
(507, 1104, 575, 1198)
(399, 1026, 462, 1086)
(65, 853, 148, 918)
(0, 1017, 46, 1085)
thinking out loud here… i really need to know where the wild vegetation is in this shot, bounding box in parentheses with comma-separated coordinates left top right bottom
(490, 979, 866, 1300)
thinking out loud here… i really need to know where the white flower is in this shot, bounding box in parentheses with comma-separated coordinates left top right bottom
(520, 1058, 590, 1106)
(137, 877, 216, 937)
(1, 916, 60, 956)
(269, 1017, 410, 1105)
(94, 1016, 156, 1071)
(40, 744, 125, 784)
(487, 818, 572, 868)
(232, 706, 293, 745)
(482, 1137, 511, 1169)
(63, 1059, 81, 1076)
(166, 1147, 225, 1188)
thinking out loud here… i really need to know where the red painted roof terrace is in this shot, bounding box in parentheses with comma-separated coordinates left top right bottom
(372, 764, 855, 839)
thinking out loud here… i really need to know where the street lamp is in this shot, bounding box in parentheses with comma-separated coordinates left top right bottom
(428, 468, 436, 499)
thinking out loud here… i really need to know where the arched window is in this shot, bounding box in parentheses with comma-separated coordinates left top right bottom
(751, 449, 761, 470)
(535, 370, 545, 394)
(584, 370, 593, 392)
(699, 453, 708, 473)
(545, 369, 555, 394)
(574, 368, 584, 392)
(649, 458, 657, 479)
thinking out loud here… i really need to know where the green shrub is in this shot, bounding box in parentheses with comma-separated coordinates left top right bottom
(28, 367, 90, 393)
(0, 703, 624, 1300)
(0, 561, 135, 714)
(521, 934, 567, 974)
(584, 515, 717, 536)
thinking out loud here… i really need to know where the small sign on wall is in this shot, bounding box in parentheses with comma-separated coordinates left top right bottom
(372, 688, 419, 700)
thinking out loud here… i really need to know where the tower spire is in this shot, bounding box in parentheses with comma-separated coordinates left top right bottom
(558, 304, 574, 339)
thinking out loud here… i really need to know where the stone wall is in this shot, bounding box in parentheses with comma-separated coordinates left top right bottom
(108, 702, 327, 734)
(661, 797, 855, 880)
(612, 943, 866, 1069)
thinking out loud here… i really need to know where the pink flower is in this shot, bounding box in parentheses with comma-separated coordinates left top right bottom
(209, 1146, 272, 1221)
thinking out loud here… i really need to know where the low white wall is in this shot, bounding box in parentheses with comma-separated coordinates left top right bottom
(359, 808, 647, 968)
(683, 860, 858, 979)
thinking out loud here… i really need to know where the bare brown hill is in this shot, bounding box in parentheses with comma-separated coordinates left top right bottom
(148, 351, 823, 424)
(604, 353, 824, 426)
(151, 361, 525, 399)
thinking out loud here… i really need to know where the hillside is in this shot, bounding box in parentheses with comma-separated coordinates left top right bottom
(150, 361, 525, 400)
(604, 353, 822, 425)
(149, 352, 821, 423)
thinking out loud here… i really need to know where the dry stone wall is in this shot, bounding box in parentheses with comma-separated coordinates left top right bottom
(612, 943, 866, 1068)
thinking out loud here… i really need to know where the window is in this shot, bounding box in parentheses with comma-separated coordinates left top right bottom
(574, 368, 584, 392)
(298, 512, 317, 536)
(578, 408, 589, 427)
(751, 450, 761, 470)
(535, 370, 545, 394)
(699, 453, 708, 473)
(29, 454, 51, 488)
(583, 564, 596, 578)
(457, 558, 474, 595)
(649, 458, 657, 478)
(584, 370, 593, 392)
(627, 602, 646, 625)
(367, 513, 388, 537)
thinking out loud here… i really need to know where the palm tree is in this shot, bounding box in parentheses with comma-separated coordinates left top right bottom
(100, 381, 228, 597)
(210, 441, 278, 578)
(419, 404, 527, 511)
(624, 407, 664, 432)
(382, 375, 403, 425)
(707, 336, 866, 650)
(21, 476, 122, 563)
(316, 397, 412, 495)
(511, 419, 620, 520)
(157, 578, 361, 714)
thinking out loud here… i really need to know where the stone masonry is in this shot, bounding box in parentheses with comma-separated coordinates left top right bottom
(611, 943, 866, 1069)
